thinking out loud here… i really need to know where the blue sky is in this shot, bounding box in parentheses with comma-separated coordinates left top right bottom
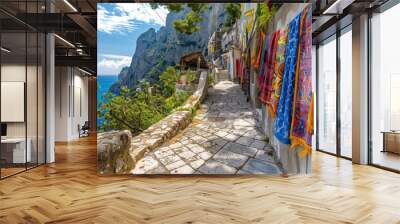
(97, 3, 168, 76)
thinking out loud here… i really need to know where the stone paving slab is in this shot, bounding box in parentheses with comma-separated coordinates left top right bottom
(223, 142, 258, 157)
(198, 159, 237, 174)
(132, 81, 282, 175)
(213, 148, 248, 169)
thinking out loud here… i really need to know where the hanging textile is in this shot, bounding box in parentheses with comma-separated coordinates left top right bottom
(259, 33, 269, 75)
(290, 6, 314, 157)
(243, 7, 256, 52)
(274, 12, 302, 145)
(268, 28, 289, 117)
(259, 31, 279, 104)
(257, 34, 270, 91)
(235, 59, 239, 79)
(252, 31, 266, 70)
(244, 8, 256, 34)
(250, 31, 259, 66)
(236, 58, 244, 81)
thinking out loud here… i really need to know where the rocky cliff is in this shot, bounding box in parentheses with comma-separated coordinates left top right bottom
(110, 4, 226, 94)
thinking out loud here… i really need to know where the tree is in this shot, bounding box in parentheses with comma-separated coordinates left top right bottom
(173, 11, 203, 35)
(150, 3, 208, 35)
(159, 66, 179, 97)
(256, 3, 279, 32)
(98, 65, 194, 135)
(224, 3, 241, 28)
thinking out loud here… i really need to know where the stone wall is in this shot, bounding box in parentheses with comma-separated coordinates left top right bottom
(97, 130, 133, 174)
(98, 71, 209, 174)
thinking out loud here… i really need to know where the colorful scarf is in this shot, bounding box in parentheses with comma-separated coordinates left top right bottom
(259, 31, 279, 104)
(274, 12, 302, 145)
(257, 34, 270, 90)
(236, 58, 245, 83)
(252, 32, 266, 70)
(290, 6, 314, 157)
(251, 31, 259, 67)
(268, 28, 289, 117)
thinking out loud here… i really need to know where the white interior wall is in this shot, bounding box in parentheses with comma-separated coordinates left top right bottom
(71, 72, 89, 138)
(55, 66, 69, 141)
(54, 67, 89, 141)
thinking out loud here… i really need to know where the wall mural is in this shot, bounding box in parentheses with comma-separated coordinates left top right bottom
(97, 3, 313, 175)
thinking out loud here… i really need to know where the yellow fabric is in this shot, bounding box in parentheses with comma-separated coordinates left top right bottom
(290, 137, 312, 157)
(244, 9, 255, 33)
(307, 92, 314, 135)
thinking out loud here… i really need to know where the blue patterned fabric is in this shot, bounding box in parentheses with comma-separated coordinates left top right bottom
(274, 12, 302, 144)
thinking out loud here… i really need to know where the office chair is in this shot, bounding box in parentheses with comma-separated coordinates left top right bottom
(79, 121, 90, 138)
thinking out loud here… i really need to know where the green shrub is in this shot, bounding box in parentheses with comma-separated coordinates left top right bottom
(208, 74, 215, 86)
(98, 67, 191, 136)
(183, 70, 197, 84)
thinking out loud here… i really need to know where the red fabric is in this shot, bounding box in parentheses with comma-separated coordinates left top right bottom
(235, 58, 245, 84)
(259, 31, 279, 103)
(235, 58, 241, 79)
(253, 32, 265, 70)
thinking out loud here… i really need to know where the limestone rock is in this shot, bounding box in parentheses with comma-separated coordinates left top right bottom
(110, 5, 226, 94)
(97, 130, 134, 174)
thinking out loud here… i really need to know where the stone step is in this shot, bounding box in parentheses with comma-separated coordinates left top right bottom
(215, 69, 229, 82)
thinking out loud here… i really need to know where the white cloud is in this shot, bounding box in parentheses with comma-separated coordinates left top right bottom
(98, 54, 132, 75)
(97, 3, 168, 34)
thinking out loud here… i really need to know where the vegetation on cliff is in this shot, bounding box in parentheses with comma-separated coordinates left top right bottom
(98, 67, 192, 135)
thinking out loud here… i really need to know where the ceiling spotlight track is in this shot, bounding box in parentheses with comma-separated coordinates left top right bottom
(323, 0, 356, 15)
(1, 47, 11, 53)
(54, 34, 76, 48)
(63, 0, 78, 12)
(78, 67, 94, 76)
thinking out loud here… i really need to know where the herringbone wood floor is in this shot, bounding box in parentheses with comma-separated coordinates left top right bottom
(1, 136, 400, 223)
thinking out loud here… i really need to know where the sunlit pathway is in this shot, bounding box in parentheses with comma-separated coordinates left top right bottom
(132, 81, 282, 174)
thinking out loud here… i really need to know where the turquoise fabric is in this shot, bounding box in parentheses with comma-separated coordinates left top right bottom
(274, 12, 301, 144)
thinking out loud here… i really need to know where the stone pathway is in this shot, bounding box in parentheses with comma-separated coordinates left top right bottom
(132, 81, 281, 175)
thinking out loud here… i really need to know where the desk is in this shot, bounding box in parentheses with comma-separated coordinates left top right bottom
(1, 138, 31, 163)
(382, 131, 400, 155)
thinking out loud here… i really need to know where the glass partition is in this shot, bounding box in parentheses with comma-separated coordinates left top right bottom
(0, 1, 46, 179)
(339, 28, 352, 158)
(370, 3, 400, 171)
(317, 36, 337, 155)
(1, 31, 28, 177)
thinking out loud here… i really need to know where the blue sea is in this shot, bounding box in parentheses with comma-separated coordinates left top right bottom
(97, 75, 118, 127)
